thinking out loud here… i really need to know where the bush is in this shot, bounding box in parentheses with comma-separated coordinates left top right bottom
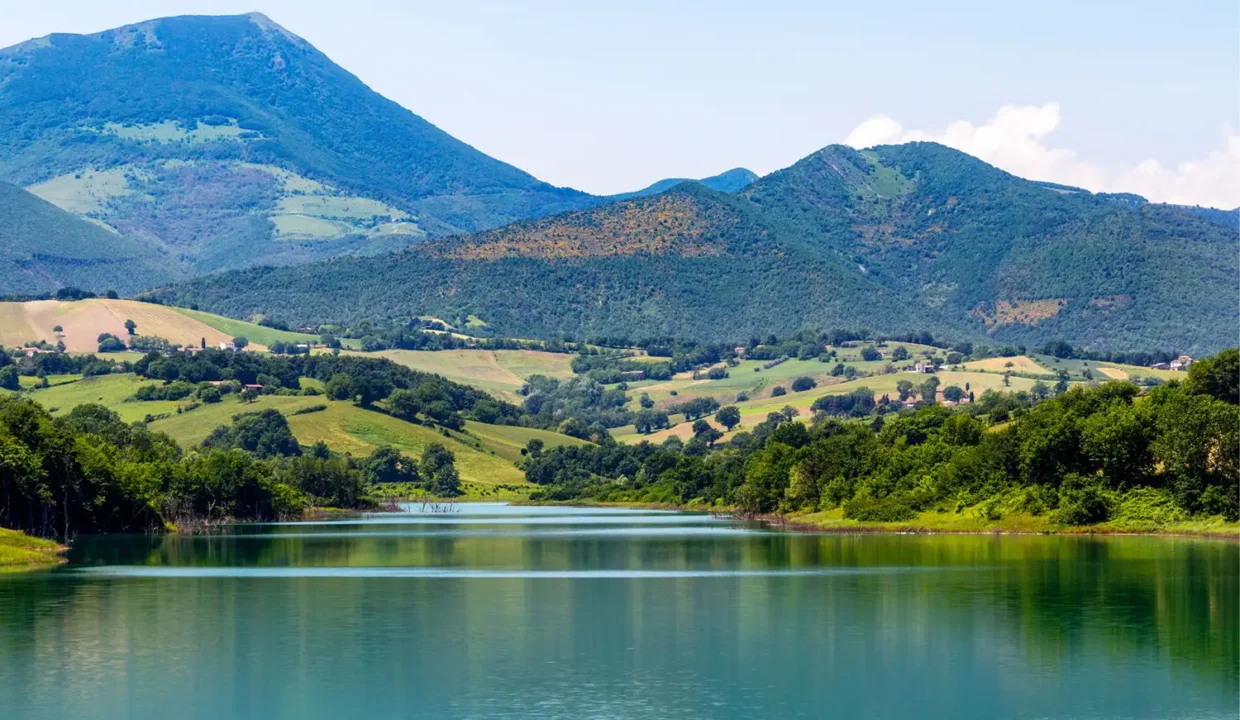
(1053, 474, 1111, 525)
(771, 386, 786, 397)
(292, 404, 328, 415)
(843, 495, 917, 522)
(791, 376, 817, 392)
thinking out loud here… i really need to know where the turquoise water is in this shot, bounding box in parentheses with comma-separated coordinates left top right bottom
(1, 503, 1235, 719)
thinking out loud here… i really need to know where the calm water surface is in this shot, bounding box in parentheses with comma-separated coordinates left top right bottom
(0, 503, 1235, 719)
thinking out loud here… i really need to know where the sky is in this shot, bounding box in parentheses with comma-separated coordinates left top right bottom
(1, 0, 1237, 206)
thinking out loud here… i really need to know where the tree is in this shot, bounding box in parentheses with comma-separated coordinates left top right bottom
(325, 373, 353, 401)
(124, 319, 137, 335)
(523, 439, 545, 458)
(891, 346, 910, 361)
(199, 386, 222, 404)
(634, 409, 669, 434)
(919, 376, 940, 404)
(1185, 348, 1239, 404)
(0, 366, 19, 391)
(639, 393, 654, 409)
(896, 380, 915, 401)
(386, 389, 421, 422)
(558, 417, 591, 439)
(98, 335, 126, 353)
(52, 325, 63, 334)
(232, 336, 249, 350)
(942, 385, 965, 402)
(716, 405, 741, 430)
(946, 352, 964, 365)
(421, 443, 461, 496)
(791, 376, 817, 392)
(202, 409, 301, 458)
(771, 386, 787, 397)
(860, 347, 881, 362)
(364, 446, 419, 486)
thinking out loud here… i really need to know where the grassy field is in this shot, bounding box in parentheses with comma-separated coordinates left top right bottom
(15, 370, 557, 491)
(149, 394, 327, 447)
(0, 528, 64, 569)
(463, 420, 589, 463)
(612, 369, 1056, 444)
(170, 307, 318, 347)
(362, 349, 574, 402)
(1030, 354, 1182, 383)
(285, 402, 528, 485)
(23, 373, 183, 423)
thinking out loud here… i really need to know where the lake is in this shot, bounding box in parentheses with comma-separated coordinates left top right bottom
(0, 504, 1235, 719)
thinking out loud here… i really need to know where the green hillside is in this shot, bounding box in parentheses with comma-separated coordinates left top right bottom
(0, 12, 595, 282)
(610, 167, 759, 200)
(153, 143, 1237, 353)
(0, 182, 181, 294)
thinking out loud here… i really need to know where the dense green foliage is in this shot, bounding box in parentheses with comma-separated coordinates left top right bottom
(0, 399, 363, 535)
(0, 12, 595, 282)
(156, 144, 1236, 353)
(0, 182, 180, 295)
(524, 351, 1239, 525)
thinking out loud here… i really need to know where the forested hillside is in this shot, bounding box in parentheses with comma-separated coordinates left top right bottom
(154, 143, 1238, 353)
(0, 182, 181, 294)
(0, 13, 595, 279)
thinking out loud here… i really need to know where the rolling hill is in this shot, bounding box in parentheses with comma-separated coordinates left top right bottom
(0, 297, 314, 352)
(0, 182, 181, 295)
(610, 168, 759, 200)
(153, 142, 1238, 353)
(0, 12, 595, 283)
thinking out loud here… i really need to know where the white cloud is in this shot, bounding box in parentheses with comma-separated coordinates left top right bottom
(844, 103, 1240, 209)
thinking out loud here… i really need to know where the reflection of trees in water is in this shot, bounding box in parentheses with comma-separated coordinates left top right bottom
(3, 531, 1235, 699)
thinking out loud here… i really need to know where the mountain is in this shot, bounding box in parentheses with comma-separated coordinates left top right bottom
(151, 142, 1238, 353)
(0, 182, 182, 295)
(611, 168, 759, 200)
(0, 13, 595, 279)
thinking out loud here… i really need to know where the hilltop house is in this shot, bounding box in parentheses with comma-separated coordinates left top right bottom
(619, 370, 646, 382)
(913, 361, 935, 374)
(218, 341, 236, 351)
(1170, 355, 1193, 371)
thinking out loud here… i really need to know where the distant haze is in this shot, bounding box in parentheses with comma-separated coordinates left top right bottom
(1, 0, 1236, 206)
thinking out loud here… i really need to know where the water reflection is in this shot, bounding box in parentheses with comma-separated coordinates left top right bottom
(0, 504, 1235, 720)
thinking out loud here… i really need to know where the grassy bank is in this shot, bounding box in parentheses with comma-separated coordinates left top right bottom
(0, 529, 66, 569)
(772, 507, 1240, 538)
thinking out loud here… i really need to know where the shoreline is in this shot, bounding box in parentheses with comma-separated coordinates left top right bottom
(505, 499, 1240, 539)
(0, 529, 68, 570)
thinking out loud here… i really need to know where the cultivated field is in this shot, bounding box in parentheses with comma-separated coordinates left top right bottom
(0, 299, 308, 352)
(362, 349, 574, 402)
(961, 355, 1055, 375)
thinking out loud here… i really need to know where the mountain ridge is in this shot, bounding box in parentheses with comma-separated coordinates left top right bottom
(149, 141, 1238, 353)
(0, 12, 598, 280)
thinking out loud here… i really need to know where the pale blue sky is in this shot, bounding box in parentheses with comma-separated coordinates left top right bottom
(1, 0, 1236, 203)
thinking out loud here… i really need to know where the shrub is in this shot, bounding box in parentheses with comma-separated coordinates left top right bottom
(771, 386, 786, 397)
(843, 495, 917, 522)
(1053, 474, 1111, 525)
(791, 376, 817, 392)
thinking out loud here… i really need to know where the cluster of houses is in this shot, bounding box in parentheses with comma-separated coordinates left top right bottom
(1150, 355, 1193, 371)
